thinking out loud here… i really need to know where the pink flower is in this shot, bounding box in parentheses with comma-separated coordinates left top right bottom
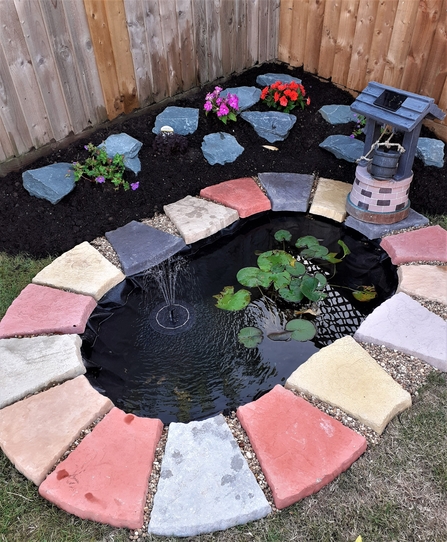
(204, 101, 213, 112)
(217, 103, 229, 117)
(130, 182, 139, 191)
(227, 93, 239, 110)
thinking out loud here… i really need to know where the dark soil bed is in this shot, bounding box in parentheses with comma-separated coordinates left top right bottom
(1, 62, 445, 258)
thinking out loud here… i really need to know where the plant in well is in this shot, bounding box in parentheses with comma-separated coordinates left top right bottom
(260, 80, 310, 113)
(204, 86, 239, 124)
(350, 114, 367, 138)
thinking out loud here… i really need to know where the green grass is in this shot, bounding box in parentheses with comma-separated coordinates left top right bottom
(426, 214, 447, 230)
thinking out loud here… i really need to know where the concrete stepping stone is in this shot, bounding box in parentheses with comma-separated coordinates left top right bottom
(39, 407, 163, 530)
(0, 284, 96, 339)
(240, 111, 296, 143)
(32, 241, 126, 301)
(105, 220, 186, 276)
(0, 376, 113, 485)
(22, 162, 76, 204)
(309, 177, 352, 222)
(237, 385, 367, 509)
(148, 414, 271, 537)
(345, 209, 429, 240)
(354, 292, 447, 371)
(258, 172, 314, 212)
(397, 265, 447, 305)
(200, 177, 271, 218)
(380, 225, 447, 264)
(164, 195, 239, 244)
(285, 336, 412, 434)
(319, 134, 364, 162)
(0, 334, 84, 409)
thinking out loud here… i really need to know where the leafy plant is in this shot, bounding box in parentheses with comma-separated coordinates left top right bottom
(204, 86, 239, 124)
(350, 114, 366, 138)
(260, 80, 310, 113)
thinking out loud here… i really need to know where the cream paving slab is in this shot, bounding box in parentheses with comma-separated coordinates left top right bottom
(309, 177, 352, 222)
(0, 334, 84, 409)
(397, 265, 447, 305)
(285, 336, 412, 434)
(32, 241, 126, 301)
(380, 225, 447, 264)
(164, 195, 239, 244)
(0, 376, 113, 485)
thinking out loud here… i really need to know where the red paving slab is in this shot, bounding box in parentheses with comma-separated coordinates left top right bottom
(380, 225, 447, 264)
(0, 283, 96, 338)
(39, 407, 163, 530)
(200, 177, 271, 218)
(237, 385, 367, 509)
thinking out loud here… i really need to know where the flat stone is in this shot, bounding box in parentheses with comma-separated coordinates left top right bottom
(200, 177, 271, 218)
(416, 137, 445, 167)
(285, 336, 412, 434)
(256, 73, 302, 87)
(105, 220, 186, 276)
(309, 177, 352, 222)
(164, 196, 239, 244)
(319, 135, 364, 162)
(32, 242, 126, 301)
(148, 414, 271, 537)
(22, 162, 76, 204)
(0, 376, 113, 485)
(152, 106, 199, 135)
(201, 132, 244, 165)
(39, 407, 163, 530)
(0, 283, 96, 339)
(220, 86, 261, 111)
(345, 209, 429, 240)
(237, 385, 367, 509)
(354, 292, 447, 371)
(397, 265, 447, 305)
(318, 105, 358, 125)
(380, 225, 447, 264)
(0, 334, 84, 409)
(258, 172, 314, 212)
(241, 111, 296, 143)
(98, 133, 143, 175)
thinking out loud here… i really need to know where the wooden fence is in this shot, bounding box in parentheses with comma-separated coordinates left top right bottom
(0, 0, 446, 174)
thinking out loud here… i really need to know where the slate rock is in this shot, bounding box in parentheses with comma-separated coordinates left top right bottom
(152, 106, 199, 136)
(241, 111, 296, 143)
(201, 133, 244, 165)
(318, 105, 358, 125)
(416, 137, 445, 168)
(319, 135, 364, 162)
(256, 73, 302, 87)
(220, 86, 261, 111)
(22, 163, 75, 204)
(98, 133, 143, 175)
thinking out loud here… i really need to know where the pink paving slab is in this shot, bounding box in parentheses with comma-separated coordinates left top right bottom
(39, 407, 163, 530)
(237, 385, 367, 509)
(200, 177, 271, 218)
(380, 225, 447, 265)
(0, 283, 96, 338)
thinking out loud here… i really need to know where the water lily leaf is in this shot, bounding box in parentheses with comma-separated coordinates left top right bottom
(285, 319, 317, 341)
(213, 286, 251, 310)
(337, 239, 351, 257)
(238, 327, 263, 348)
(301, 275, 325, 301)
(278, 277, 304, 303)
(295, 235, 320, 248)
(270, 270, 291, 290)
(274, 229, 292, 242)
(352, 286, 377, 302)
(324, 252, 343, 264)
(267, 330, 292, 341)
(257, 250, 295, 273)
(237, 267, 272, 288)
(315, 272, 327, 289)
(300, 245, 329, 259)
(285, 261, 306, 276)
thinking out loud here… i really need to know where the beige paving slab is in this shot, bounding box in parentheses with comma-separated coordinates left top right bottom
(285, 336, 412, 435)
(309, 178, 352, 222)
(0, 376, 113, 485)
(32, 242, 125, 301)
(397, 265, 447, 305)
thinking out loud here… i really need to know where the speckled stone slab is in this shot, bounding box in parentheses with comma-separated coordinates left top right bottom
(258, 172, 314, 212)
(397, 265, 447, 305)
(380, 225, 447, 264)
(148, 414, 271, 537)
(309, 178, 352, 222)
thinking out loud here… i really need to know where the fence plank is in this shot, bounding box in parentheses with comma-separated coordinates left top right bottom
(317, 0, 342, 79)
(246, 0, 259, 67)
(208, 0, 222, 83)
(268, 0, 281, 62)
(331, 0, 360, 84)
(158, 0, 183, 96)
(220, 0, 235, 75)
(304, 0, 326, 74)
(258, 0, 270, 64)
(0, 116, 14, 161)
(291, 0, 310, 67)
(278, 0, 293, 63)
(176, 0, 197, 90)
(234, 0, 248, 70)
(192, 0, 208, 84)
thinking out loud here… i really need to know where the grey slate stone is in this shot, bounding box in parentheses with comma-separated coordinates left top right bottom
(98, 133, 143, 175)
(148, 414, 271, 537)
(345, 209, 429, 240)
(319, 135, 364, 162)
(220, 86, 261, 111)
(256, 73, 302, 87)
(416, 137, 445, 167)
(201, 133, 244, 165)
(258, 172, 314, 212)
(152, 106, 199, 136)
(105, 220, 186, 276)
(318, 105, 358, 125)
(22, 163, 75, 204)
(241, 111, 296, 143)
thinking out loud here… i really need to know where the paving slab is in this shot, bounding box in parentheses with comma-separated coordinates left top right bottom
(309, 177, 352, 222)
(148, 414, 271, 537)
(258, 172, 314, 212)
(0, 376, 113, 485)
(0, 334, 84, 409)
(0, 284, 96, 339)
(237, 385, 367, 509)
(105, 220, 186, 276)
(200, 177, 271, 218)
(164, 195, 239, 244)
(397, 265, 447, 305)
(32, 242, 126, 301)
(380, 225, 447, 264)
(345, 209, 429, 240)
(39, 407, 163, 530)
(285, 336, 412, 434)
(354, 292, 447, 371)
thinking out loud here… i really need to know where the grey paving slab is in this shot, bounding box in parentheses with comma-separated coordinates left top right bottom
(258, 172, 314, 212)
(354, 292, 447, 371)
(105, 220, 186, 276)
(148, 414, 271, 537)
(164, 195, 239, 244)
(0, 334, 85, 409)
(345, 209, 429, 240)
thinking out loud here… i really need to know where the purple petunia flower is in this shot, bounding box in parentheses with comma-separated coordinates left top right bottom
(96, 176, 105, 183)
(131, 182, 139, 191)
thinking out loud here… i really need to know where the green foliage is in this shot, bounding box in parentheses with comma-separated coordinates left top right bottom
(238, 327, 263, 348)
(213, 285, 251, 311)
(285, 318, 317, 341)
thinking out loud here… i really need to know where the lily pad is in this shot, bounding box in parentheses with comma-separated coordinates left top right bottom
(270, 270, 291, 290)
(295, 235, 320, 248)
(274, 229, 292, 242)
(301, 244, 329, 259)
(285, 261, 306, 276)
(238, 326, 263, 348)
(301, 275, 326, 301)
(213, 286, 251, 310)
(285, 319, 317, 341)
(352, 285, 377, 302)
(237, 267, 272, 288)
(257, 250, 295, 273)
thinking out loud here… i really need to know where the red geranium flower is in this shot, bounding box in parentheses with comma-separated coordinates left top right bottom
(260, 79, 310, 113)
